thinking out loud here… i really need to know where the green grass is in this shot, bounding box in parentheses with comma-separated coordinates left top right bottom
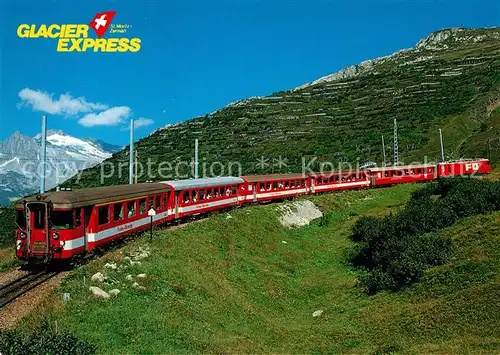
(19, 182, 499, 354)
(0, 247, 20, 272)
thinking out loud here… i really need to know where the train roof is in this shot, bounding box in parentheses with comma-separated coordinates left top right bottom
(14, 183, 170, 209)
(161, 176, 244, 190)
(242, 173, 306, 182)
(367, 164, 436, 172)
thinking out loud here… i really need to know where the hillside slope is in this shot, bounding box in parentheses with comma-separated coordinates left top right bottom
(65, 27, 500, 188)
(24, 184, 499, 353)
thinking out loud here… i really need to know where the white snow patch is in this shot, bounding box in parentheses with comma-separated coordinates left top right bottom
(277, 200, 323, 228)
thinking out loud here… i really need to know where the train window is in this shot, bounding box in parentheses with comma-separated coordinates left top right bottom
(290, 180, 295, 188)
(148, 197, 154, 209)
(258, 183, 264, 191)
(231, 186, 237, 195)
(154, 196, 160, 209)
(51, 210, 73, 229)
(75, 208, 82, 227)
(183, 191, 191, 204)
(267, 183, 272, 190)
(34, 208, 45, 229)
(127, 201, 136, 217)
(163, 193, 168, 207)
(271, 182, 277, 190)
(200, 190, 205, 200)
(285, 181, 289, 188)
(139, 199, 146, 214)
(98, 206, 109, 225)
(16, 210, 26, 229)
(113, 203, 124, 221)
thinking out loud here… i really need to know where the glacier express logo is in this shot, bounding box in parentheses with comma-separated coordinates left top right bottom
(16, 11, 141, 53)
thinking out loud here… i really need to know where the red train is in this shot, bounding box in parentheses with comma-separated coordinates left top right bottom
(14, 159, 491, 262)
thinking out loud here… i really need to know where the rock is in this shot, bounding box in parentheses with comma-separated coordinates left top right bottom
(225, 214, 232, 219)
(278, 200, 323, 228)
(62, 293, 71, 303)
(91, 272, 105, 283)
(109, 289, 121, 296)
(123, 256, 132, 263)
(125, 274, 133, 281)
(312, 310, 323, 317)
(136, 274, 147, 279)
(132, 282, 146, 291)
(128, 246, 151, 262)
(89, 286, 110, 300)
(104, 262, 117, 270)
(282, 240, 287, 244)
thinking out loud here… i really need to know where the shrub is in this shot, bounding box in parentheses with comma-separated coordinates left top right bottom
(349, 177, 500, 294)
(0, 207, 15, 248)
(0, 324, 96, 355)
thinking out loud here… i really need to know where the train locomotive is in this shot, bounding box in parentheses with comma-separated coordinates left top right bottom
(14, 159, 491, 263)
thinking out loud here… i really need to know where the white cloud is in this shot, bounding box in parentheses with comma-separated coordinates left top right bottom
(134, 117, 155, 129)
(18, 88, 108, 116)
(78, 106, 131, 127)
(121, 117, 155, 131)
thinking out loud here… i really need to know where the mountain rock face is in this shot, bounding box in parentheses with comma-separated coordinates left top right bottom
(66, 27, 499, 188)
(0, 131, 121, 205)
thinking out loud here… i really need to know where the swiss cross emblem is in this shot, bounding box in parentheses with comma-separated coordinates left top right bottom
(89, 11, 116, 37)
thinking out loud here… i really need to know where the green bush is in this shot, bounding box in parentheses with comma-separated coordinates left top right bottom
(0, 324, 96, 355)
(350, 177, 500, 294)
(0, 207, 15, 248)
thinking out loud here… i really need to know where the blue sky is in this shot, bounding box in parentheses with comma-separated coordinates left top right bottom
(0, 0, 498, 146)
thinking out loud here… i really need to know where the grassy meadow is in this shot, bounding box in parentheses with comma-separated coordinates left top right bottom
(18, 182, 499, 354)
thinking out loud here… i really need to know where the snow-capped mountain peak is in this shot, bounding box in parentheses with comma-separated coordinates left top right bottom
(0, 131, 122, 205)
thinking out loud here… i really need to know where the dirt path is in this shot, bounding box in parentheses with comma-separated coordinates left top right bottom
(0, 269, 68, 329)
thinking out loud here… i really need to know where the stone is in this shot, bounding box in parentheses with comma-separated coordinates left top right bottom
(89, 286, 110, 300)
(136, 274, 147, 279)
(104, 262, 117, 270)
(109, 289, 121, 296)
(90, 272, 105, 283)
(312, 310, 323, 317)
(125, 274, 133, 281)
(132, 282, 146, 291)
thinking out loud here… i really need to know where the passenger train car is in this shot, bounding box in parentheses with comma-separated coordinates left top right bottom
(14, 159, 491, 262)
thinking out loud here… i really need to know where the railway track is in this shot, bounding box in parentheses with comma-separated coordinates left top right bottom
(0, 271, 59, 309)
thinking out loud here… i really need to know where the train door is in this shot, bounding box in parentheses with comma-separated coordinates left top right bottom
(83, 207, 93, 252)
(25, 202, 49, 256)
(175, 192, 180, 219)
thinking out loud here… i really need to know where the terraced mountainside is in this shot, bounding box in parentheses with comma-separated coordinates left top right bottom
(65, 27, 500, 188)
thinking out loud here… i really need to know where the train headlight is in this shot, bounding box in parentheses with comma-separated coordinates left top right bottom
(20, 232, 27, 239)
(52, 232, 59, 240)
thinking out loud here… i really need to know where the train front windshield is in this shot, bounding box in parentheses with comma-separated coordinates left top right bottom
(50, 210, 74, 230)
